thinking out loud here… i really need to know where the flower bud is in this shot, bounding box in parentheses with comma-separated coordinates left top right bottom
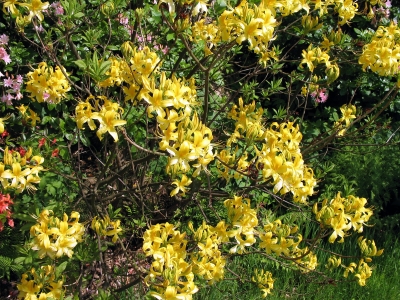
(100, 1, 115, 17)
(3, 147, 13, 165)
(121, 41, 134, 60)
(302, 15, 322, 34)
(326, 63, 340, 84)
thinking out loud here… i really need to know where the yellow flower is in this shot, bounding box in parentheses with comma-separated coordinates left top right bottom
(167, 140, 197, 172)
(252, 269, 274, 298)
(91, 110, 127, 142)
(170, 174, 192, 196)
(339, 104, 356, 127)
(301, 44, 317, 72)
(30, 210, 84, 259)
(75, 101, 98, 130)
(2, 162, 31, 188)
(20, 0, 49, 22)
(27, 109, 41, 127)
(0, 115, 10, 134)
(16, 273, 41, 300)
(2, 0, 21, 16)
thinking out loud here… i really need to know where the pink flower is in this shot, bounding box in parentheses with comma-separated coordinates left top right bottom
(15, 92, 23, 100)
(118, 14, 129, 25)
(1, 93, 13, 105)
(16, 74, 23, 83)
(3, 77, 13, 87)
(12, 82, 21, 92)
(34, 24, 45, 32)
(311, 88, 328, 103)
(0, 34, 9, 45)
(51, 2, 64, 15)
(162, 46, 169, 55)
(0, 48, 11, 64)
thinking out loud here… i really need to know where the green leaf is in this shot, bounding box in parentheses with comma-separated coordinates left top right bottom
(52, 181, 62, 189)
(74, 60, 87, 70)
(167, 33, 175, 41)
(46, 184, 56, 196)
(13, 213, 36, 223)
(56, 261, 68, 278)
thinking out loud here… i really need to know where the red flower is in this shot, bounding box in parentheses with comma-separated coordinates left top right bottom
(51, 148, 59, 157)
(1, 130, 9, 138)
(38, 137, 46, 148)
(0, 193, 13, 231)
(18, 146, 26, 157)
(51, 138, 57, 145)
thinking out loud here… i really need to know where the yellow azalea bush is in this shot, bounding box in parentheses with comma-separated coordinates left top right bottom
(1, 0, 398, 298)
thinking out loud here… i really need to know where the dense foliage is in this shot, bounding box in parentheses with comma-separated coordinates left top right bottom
(1, 0, 400, 299)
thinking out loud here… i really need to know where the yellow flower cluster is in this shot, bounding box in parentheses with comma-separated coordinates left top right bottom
(325, 255, 342, 270)
(2, 0, 49, 29)
(258, 219, 317, 272)
(359, 22, 400, 77)
(301, 44, 340, 82)
(141, 72, 198, 119)
(164, 112, 214, 178)
(142, 218, 233, 298)
(30, 210, 84, 259)
(0, 146, 44, 193)
(91, 215, 123, 243)
(188, 220, 227, 284)
(0, 115, 10, 134)
(224, 195, 258, 254)
(142, 223, 199, 300)
(259, 220, 301, 257)
(99, 46, 161, 104)
(344, 259, 373, 286)
(143, 195, 324, 298)
(313, 192, 373, 243)
(358, 236, 384, 261)
(189, 0, 356, 64)
(26, 62, 70, 104)
(218, 0, 278, 65)
(191, 19, 220, 56)
(313, 0, 358, 24)
(334, 104, 357, 136)
(17, 265, 63, 300)
(99, 46, 214, 190)
(252, 269, 274, 298)
(219, 98, 316, 204)
(75, 95, 127, 142)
